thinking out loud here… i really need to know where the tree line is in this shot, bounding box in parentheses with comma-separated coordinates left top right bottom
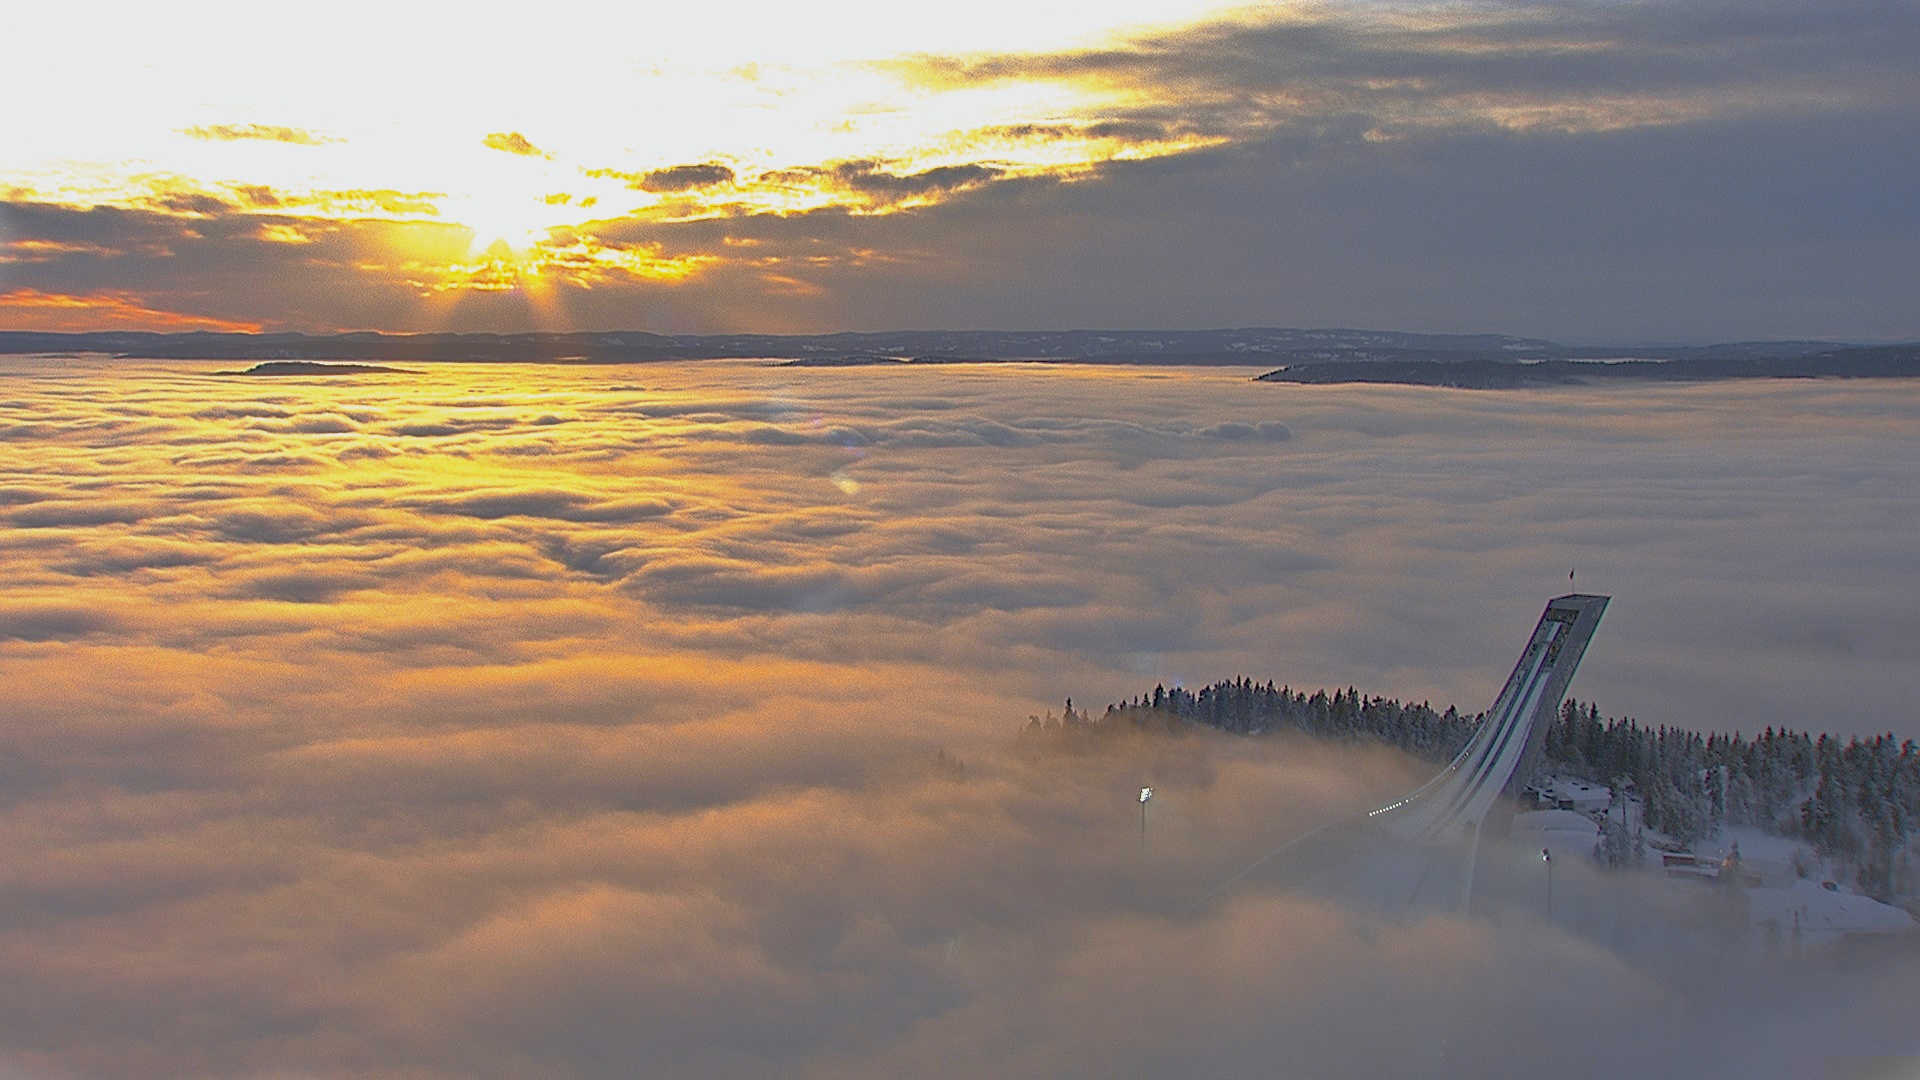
(1027, 680, 1919, 899)
(1543, 701, 1916, 898)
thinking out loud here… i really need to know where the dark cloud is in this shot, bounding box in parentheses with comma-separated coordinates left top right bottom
(273, 414, 359, 434)
(0, 485, 56, 505)
(622, 555, 879, 612)
(153, 191, 236, 217)
(196, 404, 296, 423)
(410, 489, 676, 524)
(385, 415, 523, 437)
(984, 119, 1177, 143)
(225, 568, 375, 603)
(907, 0, 1920, 138)
(0, 602, 123, 640)
(207, 504, 364, 544)
(635, 163, 737, 192)
(50, 538, 220, 575)
(234, 184, 281, 208)
(6, 499, 163, 528)
(0, 199, 462, 330)
(828, 161, 1003, 198)
(572, 101, 1918, 340)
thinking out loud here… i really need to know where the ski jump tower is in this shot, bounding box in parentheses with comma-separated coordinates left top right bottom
(1205, 594, 1609, 913)
(1369, 593, 1609, 848)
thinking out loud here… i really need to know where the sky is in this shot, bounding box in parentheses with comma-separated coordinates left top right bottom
(3, 0, 1918, 340)
(3, 357, 1919, 1076)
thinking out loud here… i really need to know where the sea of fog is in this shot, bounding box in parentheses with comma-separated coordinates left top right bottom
(2, 357, 1917, 1078)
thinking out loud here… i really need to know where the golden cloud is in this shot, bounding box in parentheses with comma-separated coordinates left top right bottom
(483, 131, 549, 158)
(0, 288, 261, 332)
(1, 359, 1915, 1077)
(182, 123, 336, 145)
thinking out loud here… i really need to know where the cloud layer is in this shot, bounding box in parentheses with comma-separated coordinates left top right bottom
(1, 360, 1918, 1076)
(3, 0, 1916, 336)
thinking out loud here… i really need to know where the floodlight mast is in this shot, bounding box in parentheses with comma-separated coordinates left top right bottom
(1140, 787, 1153, 847)
(1543, 847, 1554, 922)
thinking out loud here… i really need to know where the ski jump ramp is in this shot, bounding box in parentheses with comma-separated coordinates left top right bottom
(1200, 594, 1609, 913)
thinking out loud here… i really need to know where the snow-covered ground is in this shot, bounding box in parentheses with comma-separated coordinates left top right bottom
(1515, 777, 1917, 946)
(1532, 777, 1613, 813)
(1746, 879, 1917, 945)
(1511, 808, 1600, 865)
(1695, 827, 1816, 887)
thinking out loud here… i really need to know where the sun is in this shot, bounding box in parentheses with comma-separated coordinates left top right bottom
(451, 157, 581, 259)
(457, 192, 552, 259)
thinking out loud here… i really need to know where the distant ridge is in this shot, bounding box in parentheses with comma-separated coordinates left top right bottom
(1, 329, 1907, 373)
(1256, 346, 1920, 387)
(0, 327, 1559, 364)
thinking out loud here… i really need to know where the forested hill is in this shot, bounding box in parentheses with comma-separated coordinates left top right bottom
(1254, 345, 1920, 387)
(1026, 680, 1479, 760)
(1024, 678, 1919, 899)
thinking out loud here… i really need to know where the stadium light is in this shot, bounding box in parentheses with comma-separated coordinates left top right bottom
(1543, 847, 1554, 922)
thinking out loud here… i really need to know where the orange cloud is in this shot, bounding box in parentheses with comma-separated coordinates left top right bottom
(183, 123, 335, 145)
(483, 131, 548, 158)
(0, 288, 261, 332)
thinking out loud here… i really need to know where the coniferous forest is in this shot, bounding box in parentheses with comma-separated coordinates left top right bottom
(1025, 680, 1920, 899)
